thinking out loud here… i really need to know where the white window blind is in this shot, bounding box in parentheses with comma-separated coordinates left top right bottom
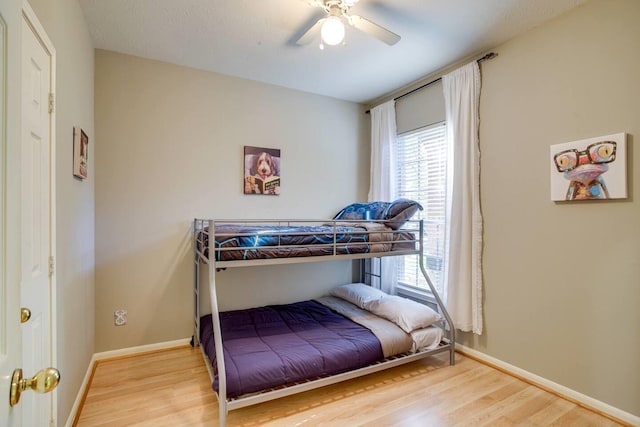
(396, 122, 447, 295)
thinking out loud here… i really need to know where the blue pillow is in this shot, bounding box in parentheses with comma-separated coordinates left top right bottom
(333, 201, 390, 221)
(333, 199, 423, 229)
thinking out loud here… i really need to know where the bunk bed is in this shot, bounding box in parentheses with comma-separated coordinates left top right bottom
(193, 208, 455, 427)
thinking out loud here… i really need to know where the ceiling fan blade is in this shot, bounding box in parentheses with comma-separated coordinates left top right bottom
(296, 18, 326, 45)
(349, 15, 401, 45)
(303, 0, 323, 6)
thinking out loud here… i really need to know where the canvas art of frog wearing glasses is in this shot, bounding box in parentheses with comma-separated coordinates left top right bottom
(553, 140, 617, 200)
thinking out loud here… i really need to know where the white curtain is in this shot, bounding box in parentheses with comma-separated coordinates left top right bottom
(442, 62, 484, 334)
(368, 100, 397, 294)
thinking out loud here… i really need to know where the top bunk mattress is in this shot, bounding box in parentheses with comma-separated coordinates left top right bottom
(196, 221, 417, 262)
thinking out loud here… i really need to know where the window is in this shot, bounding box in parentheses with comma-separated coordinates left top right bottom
(395, 122, 448, 295)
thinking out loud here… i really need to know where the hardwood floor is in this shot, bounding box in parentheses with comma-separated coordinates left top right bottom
(75, 345, 625, 426)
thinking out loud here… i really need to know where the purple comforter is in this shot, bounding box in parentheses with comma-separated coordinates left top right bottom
(200, 300, 384, 398)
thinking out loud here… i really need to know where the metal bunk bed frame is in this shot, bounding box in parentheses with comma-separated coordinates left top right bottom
(193, 218, 455, 427)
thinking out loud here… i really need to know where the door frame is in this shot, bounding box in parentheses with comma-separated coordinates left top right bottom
(21, 2, 57, 423)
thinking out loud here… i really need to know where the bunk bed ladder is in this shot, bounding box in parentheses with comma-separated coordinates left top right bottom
(417, 220, 456, 365)
(192, 219, 200, 347)
(362, 222, 456, 366)
(208, 220, 229, 427)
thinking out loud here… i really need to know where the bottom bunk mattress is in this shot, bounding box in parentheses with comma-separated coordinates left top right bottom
(200, 300, 385, 398)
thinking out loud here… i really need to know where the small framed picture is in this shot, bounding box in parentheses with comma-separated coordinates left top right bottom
(550, 132, 627, 201)
(243, 146, 281, 195)
(73, 127, 88, 179)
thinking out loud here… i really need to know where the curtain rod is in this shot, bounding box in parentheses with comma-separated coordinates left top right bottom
(365, 52, 497, 114)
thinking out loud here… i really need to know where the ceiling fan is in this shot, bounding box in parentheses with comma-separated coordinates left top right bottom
(296, 0, 401, 48)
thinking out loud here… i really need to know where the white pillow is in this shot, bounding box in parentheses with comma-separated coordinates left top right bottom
(410, 327, 444, 353)
(366, 295, 442, 333)
(329, 283, 387, 309)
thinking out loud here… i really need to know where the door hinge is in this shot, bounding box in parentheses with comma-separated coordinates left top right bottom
(48, 92, 55, 114)
(49, 256, 55, 276)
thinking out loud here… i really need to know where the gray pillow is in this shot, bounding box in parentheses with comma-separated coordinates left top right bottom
(383, 199, 423, 229)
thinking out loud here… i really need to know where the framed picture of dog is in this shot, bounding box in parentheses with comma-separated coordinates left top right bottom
(550, 132, 627, 201)
(244, 146, 281, 195)
(73, 126, 89, 180)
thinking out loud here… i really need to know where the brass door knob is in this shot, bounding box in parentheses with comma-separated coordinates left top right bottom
(10, 367, 61, 406)
(21, 307, 31, 323)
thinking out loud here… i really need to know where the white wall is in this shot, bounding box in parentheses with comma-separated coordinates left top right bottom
(24, 0, 95, 423)
(94, 50, 370, 351)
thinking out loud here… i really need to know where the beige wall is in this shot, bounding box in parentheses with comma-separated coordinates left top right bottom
(457, 0, 639, 415)
(94, 50, 369, 351)
(26, 0, 96, 423)
(43, 0, 637, 420)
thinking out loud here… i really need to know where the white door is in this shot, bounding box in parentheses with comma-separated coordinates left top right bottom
(0, 2, 57, 424)
(21, 6, 56, 427)
(0, 0, 24, 425)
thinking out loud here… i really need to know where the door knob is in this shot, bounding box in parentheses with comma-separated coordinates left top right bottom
(20, 307, 31, 323)
(10, 367, 60, 406)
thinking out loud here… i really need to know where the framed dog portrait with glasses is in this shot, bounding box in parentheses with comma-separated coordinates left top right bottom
(550, 133, 627, 201)
(244, 146, 281, 195)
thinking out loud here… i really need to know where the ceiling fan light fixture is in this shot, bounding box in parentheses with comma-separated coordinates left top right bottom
(320, 16, 345, 46)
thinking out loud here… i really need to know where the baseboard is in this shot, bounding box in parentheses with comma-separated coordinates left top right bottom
(456, 344, 640, 427)
(91, 337, 191, 361)
(63, 352, 98, 427)
(64, 338, 192, 427)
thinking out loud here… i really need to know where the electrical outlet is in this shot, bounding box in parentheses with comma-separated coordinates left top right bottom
(114, 309, 127, 326)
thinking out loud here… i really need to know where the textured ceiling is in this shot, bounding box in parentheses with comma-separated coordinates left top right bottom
(79, 0, 587, 103)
